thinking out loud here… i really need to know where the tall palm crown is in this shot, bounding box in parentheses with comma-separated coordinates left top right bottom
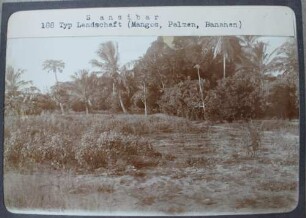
(70, 70, 95, 103)
(211, 36, 241, 78)
(5, 66, 32, 96)
(91, 41, 120, 76)
(239, 41, 276, 76)
(237, 41, 281, 97)
(91, 41, 121, 94)
(270, 39, 298, 82)
(91, 41, 128, 113)
(5, 66, 38, 115)
(42, 60, 65, 83)
(240, 36, 259, 48)
(70, 70, 98, 114)
(42, 59, 65, 114)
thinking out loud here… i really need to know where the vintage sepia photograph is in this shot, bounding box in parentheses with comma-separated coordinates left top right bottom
(3, 34, 299, 215)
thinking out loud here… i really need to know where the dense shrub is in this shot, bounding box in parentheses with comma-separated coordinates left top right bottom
(4, 125, 77, 170)
(4, 114, 167, 172)
(4, 129, 25, 168)
(31, 94, 57, 114)
(265, 80, 298, 119)
(158, 80, 204, 120)
(205, 72, 263, 122)
(76, 130, 159, 171)
(71, 100, 87, 112)
(27, 133, 77, 169)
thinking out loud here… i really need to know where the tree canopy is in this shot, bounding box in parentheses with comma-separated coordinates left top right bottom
(5, 36, 299, 120)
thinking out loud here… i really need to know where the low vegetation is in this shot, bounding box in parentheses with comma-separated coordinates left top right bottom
(5, 114, 195, 172)
(4, 114, 299, 214)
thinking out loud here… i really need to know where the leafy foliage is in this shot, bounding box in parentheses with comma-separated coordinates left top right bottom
(158, 80, 204, 120)
(265, 79, 298, 119)
(76, 130, 158, 171)
(69, 70, 99, 114)
(5, 66, 39, 115)
(42, 60, 65, 83)
(4, 114, 198, 171)
(205, 72, 263, 122)
(42, 59, 66, 114)
(6, 37, 299, 120)
(91, 41, 128, 113)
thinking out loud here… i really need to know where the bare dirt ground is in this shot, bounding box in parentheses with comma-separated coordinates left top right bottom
(4, 118, 299, 216)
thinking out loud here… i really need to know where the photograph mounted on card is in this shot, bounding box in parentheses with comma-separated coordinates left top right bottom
(1, 1, 304, 217)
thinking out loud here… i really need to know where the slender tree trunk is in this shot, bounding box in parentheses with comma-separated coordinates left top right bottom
(157, 69, 165, 90)
(112, 82, 116, 96)
(196, 67, 205, 115)
(118, 91, 128, 114)
(223, 53, 226, 79)
(59, 102, 65, 115)
(54, 72, 59, 84)
(112, 82, 127, 113)
(259, 74, 264, 96)
(54, 71, 65, 115)
(161, 80, 165, 90)
(143, 82, 148, 116)
(144, 100, 147, 116)
(85, 104, 89, 115)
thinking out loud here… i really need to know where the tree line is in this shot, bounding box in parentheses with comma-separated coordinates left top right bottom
(5, 36, 299, 121)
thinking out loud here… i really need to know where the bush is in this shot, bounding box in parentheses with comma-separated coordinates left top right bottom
(27, 133, 77, 169)
(239, 121, 262, 157)
(4, 115, 163, 172)
(265, 80, 298, 119)
(158, 80, 204, 120)
(76, 130, 160, 171)
(4, 126, 77, 170)
(4, 116, 83, 170)
(4, 130, 25, 169)
(205, 72, 263, 122)
(76, 130, 108, 170)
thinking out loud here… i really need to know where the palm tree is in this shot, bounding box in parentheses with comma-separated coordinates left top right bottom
(50, 82, 70, 114)
(5, 66, 32, 96)
(132, 60, 149, 116)
(211, 36, 241, 78)
(238, 41, 279, 97)
(240, 36, 259, 48)
(132, 51, 170, 116)
(269, 39, 299, 109)
(42, 60, 65, 84)
(270, 39, 298, 83)
(91, 41, 128, 113)
(70, 70, 97, 115)
(239, 36, 260, 57)
(5, 66, 37, 115)
(42, 60, 65, 114)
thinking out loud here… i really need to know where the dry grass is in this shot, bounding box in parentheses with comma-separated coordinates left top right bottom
(96, 184, 115, 194)
(235, 195, 295, 210)
(259, 181, 297, 192)
(164, 206, 186, 214)
(4, 172, 68, 210)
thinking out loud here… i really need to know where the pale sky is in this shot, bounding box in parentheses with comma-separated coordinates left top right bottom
(6, 36, 291, 93)
(6, 36, 157, 92)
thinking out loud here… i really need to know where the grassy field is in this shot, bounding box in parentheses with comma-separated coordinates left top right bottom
(3, 114, 299, 215)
